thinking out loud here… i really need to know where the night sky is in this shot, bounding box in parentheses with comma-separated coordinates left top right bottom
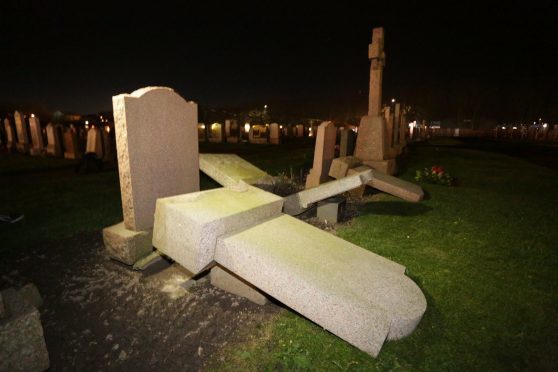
(2, 1, 557, 124)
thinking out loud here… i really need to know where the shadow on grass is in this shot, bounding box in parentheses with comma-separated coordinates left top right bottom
(359, 201, 432, 217)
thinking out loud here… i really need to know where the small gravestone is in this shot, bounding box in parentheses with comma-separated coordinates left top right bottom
(29, 115, 46, 156)
(339, 129, 356, 157)
(14, 111, 30, 153)
(305, 121, 337, 188)
(209, 122, 223, 143)
(4, 118, 16, 152)
(63, 128, 80, 159)
(46, 123, 63, 157)
(269, 123, 281, 144)
(85, 127, 104, 158)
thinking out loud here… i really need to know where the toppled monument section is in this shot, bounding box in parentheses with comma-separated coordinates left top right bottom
(152, 183, 427, 357)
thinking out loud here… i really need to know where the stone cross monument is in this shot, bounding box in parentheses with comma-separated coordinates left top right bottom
(368, 27, 386, 117)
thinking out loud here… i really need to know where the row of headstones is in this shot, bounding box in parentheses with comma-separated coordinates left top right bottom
(427, 125, 558, 142)
(2, 112, 115, 161)
(198, 121, 327, 144)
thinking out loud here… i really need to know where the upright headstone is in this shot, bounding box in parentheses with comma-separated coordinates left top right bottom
(29, 115, 46, 156)
(63, 128, 80, 159)
(339, 129, 356, 157)
(305, 121, 337, 188)
(269, 123, 280, 145)
(85, 127, 104, 158)
(4, 118, 16, 152)
(296, 124, 304, 138)
(14, 111, 30, 153)
(393, 103, 401, 148)
(46, 123, 63, 157)
(101, 127, 115, 163)
(209, 123, 223, 143)
(399, 107, 407, 147)
(354, 27, 396, 175)
(103, 86, 199, 265)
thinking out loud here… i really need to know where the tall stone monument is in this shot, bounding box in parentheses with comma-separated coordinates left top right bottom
(354, 27, 397, 175)
(103, 87, 199, 265)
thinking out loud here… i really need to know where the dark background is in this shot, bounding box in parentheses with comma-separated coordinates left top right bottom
(1, 1, 557, 126)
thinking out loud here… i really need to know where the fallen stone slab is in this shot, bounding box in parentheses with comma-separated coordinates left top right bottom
(215, 214, 426, 357)
(153, 186, 283, 274)
(0, 287, 49, 372)
(199, 153, 273, 189)
(368, 169, 424, 202)
(283, 169, 373, 215)
(328, 156, 362, 179)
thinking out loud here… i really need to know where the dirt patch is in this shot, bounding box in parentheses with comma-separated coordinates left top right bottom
(0, 231, 280, 371)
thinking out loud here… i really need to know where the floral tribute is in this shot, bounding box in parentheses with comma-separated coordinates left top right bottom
(414, 165, 456, 186)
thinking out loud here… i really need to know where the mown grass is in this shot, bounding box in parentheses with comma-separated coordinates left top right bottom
(212, 138, 558, 371)
(1, 139, 557, 370)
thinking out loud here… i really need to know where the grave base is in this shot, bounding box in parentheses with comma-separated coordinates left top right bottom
(362, 158, 397, 175)
(317, 197, 346, 224)
(103, 222, 153, 265)
(30, 148, 45, 156)
(210, 266, 268, 305)
(16, 143, 30, 153)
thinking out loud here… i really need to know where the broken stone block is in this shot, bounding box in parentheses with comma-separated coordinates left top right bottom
(19, 283, 43, 309)
(368, 169, 424, 202)
(215, 214, 426, 357)
(328, 156, 362, 179)
(153, 186, 283, 274)
(103, 222, 153, 265)
(283, 169, 372, 215)
(199, 153, 273, 189)
(0, 287, 49, 372)
(210, 265, 268, 305)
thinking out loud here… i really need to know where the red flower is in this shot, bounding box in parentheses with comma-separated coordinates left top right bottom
(431, 166, 444, 174)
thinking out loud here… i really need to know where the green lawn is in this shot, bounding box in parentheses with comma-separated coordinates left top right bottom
(1, 139, 557, 370)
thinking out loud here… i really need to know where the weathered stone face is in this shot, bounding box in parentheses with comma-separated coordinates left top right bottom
(354, 115, 388, 161)
(112, 87, 200, 231)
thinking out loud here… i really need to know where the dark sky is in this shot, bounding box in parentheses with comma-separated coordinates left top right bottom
(1, 1, 557, 123)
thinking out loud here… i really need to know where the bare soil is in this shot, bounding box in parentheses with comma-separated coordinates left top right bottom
(0, 231, 280, 371)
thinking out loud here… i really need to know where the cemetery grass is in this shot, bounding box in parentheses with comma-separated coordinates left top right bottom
(1, 140, 557, 370)
(212, 139, 558, 371)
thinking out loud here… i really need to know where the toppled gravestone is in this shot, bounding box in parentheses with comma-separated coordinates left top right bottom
(152, 183, 426, 357)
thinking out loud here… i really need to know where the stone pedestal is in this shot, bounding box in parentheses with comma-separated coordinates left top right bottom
(103, 222, 153, 265)
(317, 197, 346, 224)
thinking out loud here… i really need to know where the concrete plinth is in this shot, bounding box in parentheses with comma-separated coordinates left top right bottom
(103, 222, 153, 265)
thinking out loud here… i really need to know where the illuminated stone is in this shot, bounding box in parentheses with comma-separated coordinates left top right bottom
(112, 87, 199, 231)
(46, 123, 63, 157)
(152, 185, 283, 274)
(4, 118, 16, 152)
(199, 153, 273, 189)
(103, 222, 153, 265)
(215, 214, 426, 357)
